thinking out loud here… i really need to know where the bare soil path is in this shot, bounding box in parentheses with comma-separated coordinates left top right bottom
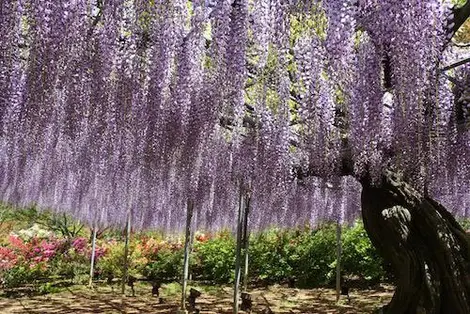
(0, 283, 393, 313)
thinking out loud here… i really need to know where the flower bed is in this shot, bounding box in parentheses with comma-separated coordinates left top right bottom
(0, 221, 388, 295)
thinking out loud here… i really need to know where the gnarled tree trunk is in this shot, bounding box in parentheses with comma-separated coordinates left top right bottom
(361, 171, 470, 313)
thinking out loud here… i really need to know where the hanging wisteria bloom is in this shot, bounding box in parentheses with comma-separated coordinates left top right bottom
(0, 0, 469, 232)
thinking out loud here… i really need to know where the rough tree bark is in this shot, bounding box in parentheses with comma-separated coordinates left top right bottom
(361, 171, 470, 313)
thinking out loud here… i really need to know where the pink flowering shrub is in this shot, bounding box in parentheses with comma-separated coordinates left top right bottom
(137, 236, 184, 261)
(93, 246, 107, 260)
(0, 233, 99, 288)
(71, 237, 88, 253)
(0, 246, 17, 270)
(69, 237, 107, 260)
(5, 234, 63, 268)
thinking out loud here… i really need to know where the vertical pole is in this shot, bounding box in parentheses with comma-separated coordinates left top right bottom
(181, 200, 194, 311)
(122, 211, 131, 295)
(233, 188, 245, 314)
(188, 209, 197, 281)
(336, 222, 342, 302)
(242, 196, 250, 292)
(89, 226, 98, 288)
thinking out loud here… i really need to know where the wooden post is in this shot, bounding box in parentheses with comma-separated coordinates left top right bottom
(242, 195, 250, 292)
(180, 200, 194, 311)
(233, 188, 245, 314)
(122, 211, 132, 295)
(336, 222, 342, 302)
(89, 226, 97, 289)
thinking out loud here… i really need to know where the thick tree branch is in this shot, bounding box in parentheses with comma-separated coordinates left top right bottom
(454, 42, 470, 48)
(441, 57, 470, 72)
(452, 0, 470, 35)
(87, 0, 103, 38)
(294, 143, 354, 181)
(383, 52, 393, 90)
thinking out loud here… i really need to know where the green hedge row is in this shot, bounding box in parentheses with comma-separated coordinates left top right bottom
(144, 222, 387, 288)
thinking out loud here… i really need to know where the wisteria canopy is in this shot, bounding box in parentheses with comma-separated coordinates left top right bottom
(0, 0, 469, 232)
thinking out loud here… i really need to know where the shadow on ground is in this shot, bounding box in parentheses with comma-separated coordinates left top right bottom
(0, 283, 393, 313)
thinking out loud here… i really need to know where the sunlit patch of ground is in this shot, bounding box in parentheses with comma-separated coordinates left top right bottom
(0, 282, 393, 313)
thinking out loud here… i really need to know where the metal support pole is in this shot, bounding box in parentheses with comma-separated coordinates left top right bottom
(336, 222, 342, 302)
(181, 200, 194, 311)
(242, 196, 250, 292)
(89, 226, 97, 289)
(122, 211, 131, 295)
(233, 188, 245, 314)
(188, 209, 197, 281)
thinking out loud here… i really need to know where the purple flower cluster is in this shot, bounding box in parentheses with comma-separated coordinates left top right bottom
(0, 0, 467, 232)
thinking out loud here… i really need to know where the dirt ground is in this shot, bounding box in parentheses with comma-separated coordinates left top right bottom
(0, 282, 393, 314)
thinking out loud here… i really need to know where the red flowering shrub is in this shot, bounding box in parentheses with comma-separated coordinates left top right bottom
(195, 232, 210, 243)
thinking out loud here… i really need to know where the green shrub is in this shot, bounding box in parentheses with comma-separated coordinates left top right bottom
(37, 282, 60, 294)
(458, 218, 470, 231)
(247, 225, 337, 288)
(342, 222, 386, 283)
(97, 241, 125, 280)
(143, 247, 183, 282)
(249, 229, 296, 285)
(192, 231, 235, 283)
(51, 249, 89, 282)
(1, 265, 46, 289)
(190, 222, 386, 288)
(289, 224, 337, 287)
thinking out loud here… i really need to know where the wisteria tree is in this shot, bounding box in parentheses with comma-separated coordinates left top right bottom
(1, 0, 470, 312)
